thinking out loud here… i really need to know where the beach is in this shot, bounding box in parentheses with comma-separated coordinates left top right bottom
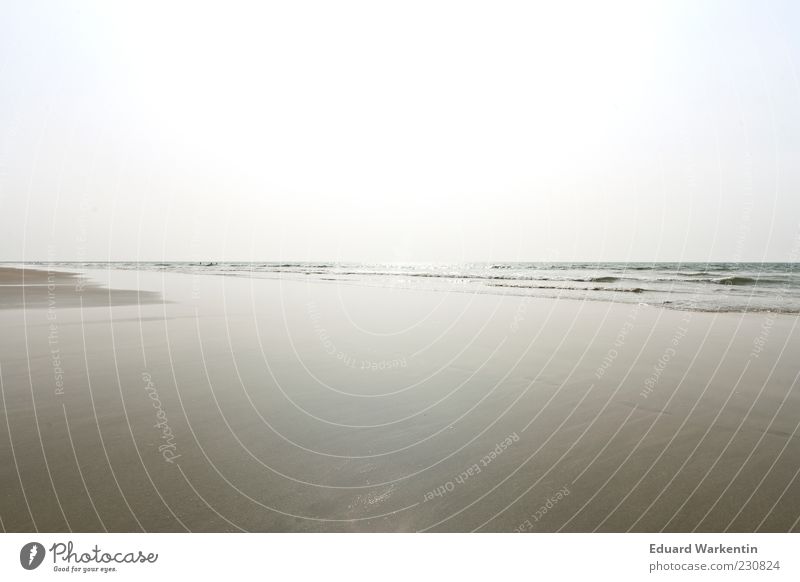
(0, 265, 798, 532)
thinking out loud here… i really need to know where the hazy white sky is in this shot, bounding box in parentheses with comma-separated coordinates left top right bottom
(1, 0, 799, 262)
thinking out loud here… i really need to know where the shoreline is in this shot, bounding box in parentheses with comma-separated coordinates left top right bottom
(4, 264, 800, 317)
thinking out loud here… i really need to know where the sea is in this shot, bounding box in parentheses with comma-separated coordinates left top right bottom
(15, 261, 800, 314)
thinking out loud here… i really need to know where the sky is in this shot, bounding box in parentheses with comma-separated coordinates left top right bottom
(1, 0, 799, 263)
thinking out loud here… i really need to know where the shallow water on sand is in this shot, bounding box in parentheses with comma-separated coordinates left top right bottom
(0, 268, 798, 532)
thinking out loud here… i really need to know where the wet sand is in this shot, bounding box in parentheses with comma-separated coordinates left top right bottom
(0, 266, 798, 532)
(0, 267, 161, 310)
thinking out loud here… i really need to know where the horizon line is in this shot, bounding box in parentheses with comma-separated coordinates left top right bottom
(3, 260, 799, 265)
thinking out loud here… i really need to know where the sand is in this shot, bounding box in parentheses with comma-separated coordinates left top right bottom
(0, 267, 161, 310)
(0, 266, 798, 532)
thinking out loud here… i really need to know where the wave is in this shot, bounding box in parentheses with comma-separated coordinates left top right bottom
(647, 275, 793, 286)
(266, 263, 333, 269)
(252, 266, 798, 288)
(715, 276, 761, 286)
(661, 302, 800, 314)
(489, 283, 647, 294)
(624, 265, 659, 270)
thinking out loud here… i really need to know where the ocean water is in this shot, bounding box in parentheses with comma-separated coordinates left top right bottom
(16, 261, 800, 314)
